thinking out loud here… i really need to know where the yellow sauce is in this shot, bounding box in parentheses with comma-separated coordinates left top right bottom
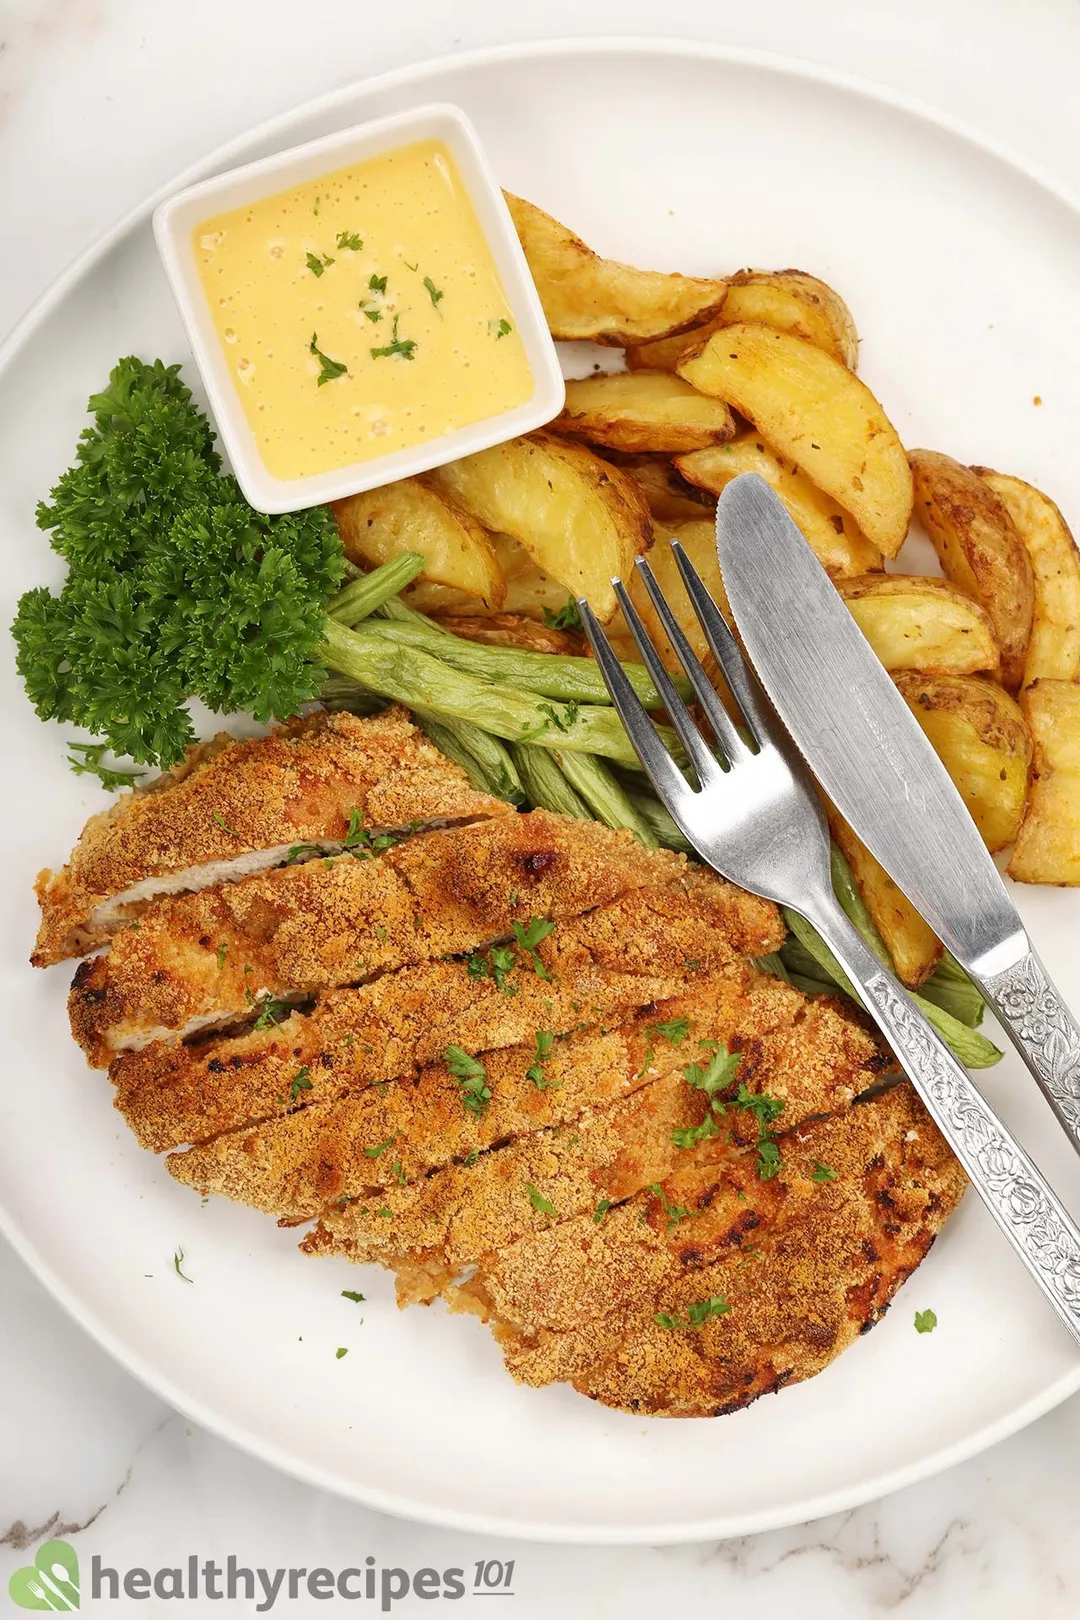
(194, 139, 533, 480)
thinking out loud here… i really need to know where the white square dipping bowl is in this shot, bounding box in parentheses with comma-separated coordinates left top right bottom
(153, 103, 565, 514)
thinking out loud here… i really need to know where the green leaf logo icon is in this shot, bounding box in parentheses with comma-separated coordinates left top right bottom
(8, 1540, 79, 1610)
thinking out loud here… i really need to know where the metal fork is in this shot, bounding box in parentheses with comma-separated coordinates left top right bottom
(579, 544, 1080, 1346)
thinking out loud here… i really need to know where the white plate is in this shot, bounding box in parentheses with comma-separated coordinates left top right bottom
(2, 39, 1079, 1545)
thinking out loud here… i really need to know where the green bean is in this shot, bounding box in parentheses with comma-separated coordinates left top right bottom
(509, 744, 591, 819)
(554, 750, 658, 847)
(327, 553, 426, 625)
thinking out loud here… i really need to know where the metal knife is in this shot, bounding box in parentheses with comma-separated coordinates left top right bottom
(715, 472, 1080, 1152)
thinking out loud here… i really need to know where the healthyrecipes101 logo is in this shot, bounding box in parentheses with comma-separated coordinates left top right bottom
(8, 1539, 80, 1611)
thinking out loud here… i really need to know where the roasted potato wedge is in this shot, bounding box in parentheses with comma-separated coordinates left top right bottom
(552, 370, 735, 453)
(621, 519, 729, 672)
(602, 453, 716, 524)
(676, 431, 881, 575)
(826, 807, 941, 986)
(626, 268, 858, 372)
(895, 672, 1032, 852)
(837, 574, 1000, 676)
(503, 192, 727, 344)
(679, 325, 912, 555)
(428, 433, 651, 622)
(406, 533, 577, 622)
(1008, 680, 1080, 884)
(909, 452, 1034, 692)
(434, 614, 585, 656)
(974, 469, 1080, 687)
(333, 479, 505, 609)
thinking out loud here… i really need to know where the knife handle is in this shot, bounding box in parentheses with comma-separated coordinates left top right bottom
(979, 945, 1080, 1151)
(809, 899, 1080, 1347)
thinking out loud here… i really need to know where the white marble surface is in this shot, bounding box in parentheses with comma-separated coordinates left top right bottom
(3, 1, 1080, 1612)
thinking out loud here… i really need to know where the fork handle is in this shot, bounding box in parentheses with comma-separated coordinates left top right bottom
(808, 898, 1080, 1346)
(977, 945, 1080, 1148)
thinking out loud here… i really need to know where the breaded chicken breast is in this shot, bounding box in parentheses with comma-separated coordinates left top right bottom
(70, 812, 704, 1065)
(35, 706, 508, 967)
(456, 1083, 965, 1416)
(113, 867, 781, 1152)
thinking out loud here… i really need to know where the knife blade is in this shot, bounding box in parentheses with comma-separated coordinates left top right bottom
(715, 471, 1080, 1148)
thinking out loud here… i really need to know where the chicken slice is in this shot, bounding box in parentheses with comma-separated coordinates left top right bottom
(113, 866, 778, 1152)
(35, 706, 508, 967)
(454, 1083, 965, 1415)
(298, 972, 886, 1278)
(69, 812, 699, 1065)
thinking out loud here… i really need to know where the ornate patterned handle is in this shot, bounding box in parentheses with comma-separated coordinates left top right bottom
(981, 947, 1080, 1150)
(812, 904, 1080, 1346)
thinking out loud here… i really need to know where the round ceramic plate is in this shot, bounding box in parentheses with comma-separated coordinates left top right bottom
(2, 40, 1079, 1544)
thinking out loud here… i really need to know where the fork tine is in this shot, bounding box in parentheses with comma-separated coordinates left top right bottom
(632, 555, 754, 767)
(671, 540, 784, 749)
(576, 598, 691, 807)
(610, 580, 724, 786)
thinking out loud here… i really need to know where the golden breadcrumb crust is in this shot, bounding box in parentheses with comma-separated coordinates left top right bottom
(34, 706, 508, 966)
(113, 867, 780, 1152)
(456, 1083, 965, 1416)
(69, 812, 698, 1066)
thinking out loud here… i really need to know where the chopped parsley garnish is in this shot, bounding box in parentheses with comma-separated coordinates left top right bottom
(649, 1182, 690, 1229)
(671, 1114, 721, 1151)
(216, 940, 228, 970)
(370, 274, 388, 294)
(914, 1309, 938, 1334)
(423, 275, 444, 309)
(361, 306, 383, 323)
(491, 318, 513, 339)
(653, 1017, 694, 1047)
(289, 1066, 313, 1106)
(654, 1297, 730, 1330)
(672, 1042, 741, 1150)
(285, 842, 324, 865)
(812, 1161, 838, 1183)
(542, 600, 584, 632)
(335, 1346, 349, 1359)
(344, 808, 366, 847)
(305, 251, 335, 276)
(370, 314, 417, 361)
(66, 740, 142, 791)
(526, 1030, 556, 1089)
(212, 809, 242, 839)
(403, 259, 418, 272)
(512, 916, 555, 980)
(363, 1137, 395, 1159)
(537, 699, 580, 734)
(341, 1289, 365, 1303)
(336, 230, 363, 251)
(310, 332, 348, 384)
(733, 1082, 786, 1180)
(593, 1199, 613, 1224)
(463, 1149, 480, 1167)
(467, 943, 518, 994)
(445, 1044, 491, 1116)
(391, 1159, 408, 1186)
(525, 1182, 556, 1217)
(252, 995, 293, 1031)
(683, 958, 701, 972)
(173, 1246, 193, 1284)
(377, 1207, 393, 1219)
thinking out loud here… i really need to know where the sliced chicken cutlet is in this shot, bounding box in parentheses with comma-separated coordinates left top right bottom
(114, 866, 779, 1152)
(69, 813, 698, 1065)
(297, 971, 886, 1285)
(35, 706, 507, 967)
(454, 1083, 965, 1416)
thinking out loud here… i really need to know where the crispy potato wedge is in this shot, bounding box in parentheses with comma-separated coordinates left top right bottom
(552, 370, 735, 453)
(429, 433, 651, 622)
(503, 192, 727, 344)
(434, 613, 585, 656)
(909, 452, 1034, 692)
(837, 574, 1000, 676)
(1008, 680, 1080, 884)
(602, 453, 716, 524)
(622, 519, 730, 672)
(895, 672, 1032, 852)
(626, 268, 859, 372)
(678, 325, 912, 555)
(333, 479, 505, 609)
(676, 431, 881, 575)
(826, 807, 941, 986)
(975, 469, 1080, 687)
(407, 535, 577, 622)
